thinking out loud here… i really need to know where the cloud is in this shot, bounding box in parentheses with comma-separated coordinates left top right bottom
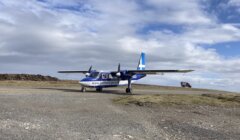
(228, 0, 240, 12)
(229, 0, 240, 6)
(143, 0, 213, 25)
(0, 0, 240, 92)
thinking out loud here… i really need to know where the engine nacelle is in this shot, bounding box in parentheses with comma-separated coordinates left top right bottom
(85, 73, 90, 77)
(116, 72, 121, 77)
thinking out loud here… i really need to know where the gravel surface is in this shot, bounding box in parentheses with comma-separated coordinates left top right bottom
(0, 86, 239, 140)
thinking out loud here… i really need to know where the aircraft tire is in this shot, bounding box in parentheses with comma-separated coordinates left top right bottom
(126, 88, 132, 94)
(96, 88, 103, 92)
(81, 87, 86, 92)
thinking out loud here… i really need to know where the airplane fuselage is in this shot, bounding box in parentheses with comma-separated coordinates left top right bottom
(79, 71, 146, 88)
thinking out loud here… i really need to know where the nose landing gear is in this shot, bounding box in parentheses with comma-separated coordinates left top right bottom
(80, 87, 86, 92)
(126, 78, 132, 94)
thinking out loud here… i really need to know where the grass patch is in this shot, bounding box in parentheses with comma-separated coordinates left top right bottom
(113, 94, 240, 107)
(132, 84, 230, 93)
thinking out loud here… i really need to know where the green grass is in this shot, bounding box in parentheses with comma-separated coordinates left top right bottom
(131, 84, 233, 93)
(113, 94, 240, 107)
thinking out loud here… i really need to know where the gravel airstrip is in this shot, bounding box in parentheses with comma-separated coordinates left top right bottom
(0, 81, 239, 140)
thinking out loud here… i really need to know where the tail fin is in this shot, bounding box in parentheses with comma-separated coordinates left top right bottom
(137, 52, 145, 70)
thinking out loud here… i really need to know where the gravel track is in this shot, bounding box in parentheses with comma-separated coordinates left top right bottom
(0, 86, 239, 140)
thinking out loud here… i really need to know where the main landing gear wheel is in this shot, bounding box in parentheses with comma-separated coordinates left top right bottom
(96, 88, 103, 92)
(81, 87, 86, 92)
(126, 88, 132, 94)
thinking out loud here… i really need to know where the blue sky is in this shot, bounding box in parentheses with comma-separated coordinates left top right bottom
(204, 42, 240, 57)
(0, 0, 240, 92)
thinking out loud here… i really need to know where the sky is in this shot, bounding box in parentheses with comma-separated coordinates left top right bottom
(0, 0, 240, 92)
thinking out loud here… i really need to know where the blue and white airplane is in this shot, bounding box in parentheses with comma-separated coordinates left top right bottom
(59, 52, 193, 93)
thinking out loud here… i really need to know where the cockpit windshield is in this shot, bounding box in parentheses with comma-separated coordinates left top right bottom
(89, 72, 99, 78)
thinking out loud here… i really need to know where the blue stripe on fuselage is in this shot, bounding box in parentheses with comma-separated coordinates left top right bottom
(80, 74, 146, 82)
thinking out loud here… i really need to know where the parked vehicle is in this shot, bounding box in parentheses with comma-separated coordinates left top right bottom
(181, 82, 192, 88)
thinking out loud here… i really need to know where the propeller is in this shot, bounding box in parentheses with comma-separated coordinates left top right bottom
(85, 65, 92, 77)
(88, 65, 92, 72)
(116, 63, 121, 77)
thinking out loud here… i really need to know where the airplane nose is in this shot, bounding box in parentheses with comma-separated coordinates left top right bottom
(79, 81, 87, 86)
(79, 78, 92, 86)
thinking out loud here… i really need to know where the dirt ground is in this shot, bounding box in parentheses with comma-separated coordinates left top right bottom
(0, 81, 239, 140)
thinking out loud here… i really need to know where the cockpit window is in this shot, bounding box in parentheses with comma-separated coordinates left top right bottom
(89, 72, 99, 78)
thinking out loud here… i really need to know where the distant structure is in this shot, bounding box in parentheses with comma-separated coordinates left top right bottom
(181, 82, 192, 88)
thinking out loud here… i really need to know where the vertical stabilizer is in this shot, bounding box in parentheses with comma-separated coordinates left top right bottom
(137, 52, 145, 70)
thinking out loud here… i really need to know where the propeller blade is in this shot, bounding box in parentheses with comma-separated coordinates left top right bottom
(88, 66, 92, 72)
(118, 63, 120, 72)
(116, 63, 121, 77)
(85, 66, 92, 77)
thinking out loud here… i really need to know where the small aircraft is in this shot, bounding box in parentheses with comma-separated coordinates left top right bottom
(58, 52, 193, 93)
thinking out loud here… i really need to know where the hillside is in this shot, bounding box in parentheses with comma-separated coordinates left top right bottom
(0, 74, 59, 81)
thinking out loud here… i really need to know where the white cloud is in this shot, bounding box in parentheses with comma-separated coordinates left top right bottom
(0, 0, 240, 92)
(143, 0, 213, 25)
(228, 0, 240, 12)
(229, 0, 240, 6)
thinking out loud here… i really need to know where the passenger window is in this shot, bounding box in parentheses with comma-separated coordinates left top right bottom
(102, 74, 108, 79)
(102, 74, 112, 79)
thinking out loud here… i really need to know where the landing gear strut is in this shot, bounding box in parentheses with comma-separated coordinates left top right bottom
(126, 78, 132, 94)
(81, 87, 86, 92)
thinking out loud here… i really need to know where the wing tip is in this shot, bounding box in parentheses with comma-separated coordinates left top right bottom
(181, 70, 194, 73)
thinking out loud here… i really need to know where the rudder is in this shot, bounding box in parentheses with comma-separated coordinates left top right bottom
(137, 52, 145, 70)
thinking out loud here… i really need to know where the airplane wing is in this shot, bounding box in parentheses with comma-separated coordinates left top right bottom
(126, 70, 194, 75)
(58, 70, 193, 75)
(58, 66, 93, 74)
(58, 71, 88, 73)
